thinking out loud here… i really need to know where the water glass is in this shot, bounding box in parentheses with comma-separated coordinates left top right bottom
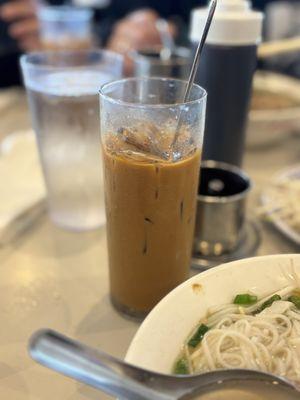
(21, 50, 123, 230)
(131, 47, 191, 79)
(38, 6, 94, 51)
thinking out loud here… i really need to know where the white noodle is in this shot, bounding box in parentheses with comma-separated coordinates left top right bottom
(261, 177, 300, 233)
(181, 286, 300, 385)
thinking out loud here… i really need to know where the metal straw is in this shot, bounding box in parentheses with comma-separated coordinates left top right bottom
(172, 0, 217, 150)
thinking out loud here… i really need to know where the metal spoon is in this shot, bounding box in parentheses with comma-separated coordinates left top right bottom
(29, 329, 299, 400)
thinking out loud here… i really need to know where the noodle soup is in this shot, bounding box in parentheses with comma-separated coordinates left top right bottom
(173, 285, 300, 385)
(126, 255, 300, 383)
(192, 380, 299, 400)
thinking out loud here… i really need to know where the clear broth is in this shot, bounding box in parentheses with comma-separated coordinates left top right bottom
(191, 380, 299, 400)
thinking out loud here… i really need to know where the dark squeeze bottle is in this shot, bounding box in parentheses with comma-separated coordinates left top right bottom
(190, 0, 263, 166)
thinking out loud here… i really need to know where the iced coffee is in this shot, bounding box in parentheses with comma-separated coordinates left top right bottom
(100, 78, 207, 318)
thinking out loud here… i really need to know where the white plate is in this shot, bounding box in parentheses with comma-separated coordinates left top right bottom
(126, 254, 300, 374)
(247, 72, 300, 148)
(262, 164, 300, 246)
(0, 130, 45, 232)
(0, 88, 24, 113)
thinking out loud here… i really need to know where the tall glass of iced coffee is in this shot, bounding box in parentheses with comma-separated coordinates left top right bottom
(99, 77, 206, 318)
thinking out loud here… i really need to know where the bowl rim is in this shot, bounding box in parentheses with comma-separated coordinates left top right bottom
(126, 254, 300, 371)
(198, 160, 251, 203)
(250, 71, 300, 121)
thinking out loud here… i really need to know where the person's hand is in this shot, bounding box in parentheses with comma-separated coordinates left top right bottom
(0, 0, 41, 52)
(107, 9, 176, 75)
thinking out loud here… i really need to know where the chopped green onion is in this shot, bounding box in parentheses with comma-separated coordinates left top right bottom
(288, 295, 300, 309)
(234, 294, 258, 305)
(173, 357, 189, 375)
(188, 324, 209, 348)
(254, 294, 281, 314)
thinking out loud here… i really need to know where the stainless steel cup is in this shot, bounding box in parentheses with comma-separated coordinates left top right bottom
(131, 46, 191, 78)
(193, 160, 251, 256)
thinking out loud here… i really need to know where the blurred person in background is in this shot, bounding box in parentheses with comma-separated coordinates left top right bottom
(0, 0, 38, 86)
(103, 0, 300, 77)
(0, 0, 199, 86)
(0, 0, 299, 87)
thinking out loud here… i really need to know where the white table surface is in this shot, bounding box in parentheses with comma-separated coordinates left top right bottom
(0, 88, 299, 400)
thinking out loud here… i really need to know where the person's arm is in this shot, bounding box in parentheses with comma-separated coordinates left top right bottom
(107, 9, 161, 53)
(0, 0, 40, 51)
(106, 8, 176, 74)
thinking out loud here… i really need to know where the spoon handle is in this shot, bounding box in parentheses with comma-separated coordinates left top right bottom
(29, 329, 173, 400)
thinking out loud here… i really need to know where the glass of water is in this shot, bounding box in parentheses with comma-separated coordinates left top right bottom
(38, 6, 94, 51)
(21, 50, 123, 231)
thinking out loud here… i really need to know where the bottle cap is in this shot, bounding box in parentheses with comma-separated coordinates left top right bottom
(190, 0, 263, 46)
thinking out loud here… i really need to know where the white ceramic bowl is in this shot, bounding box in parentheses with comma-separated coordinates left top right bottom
(126, 254, 300, 374)
(247, 72, 300, 148)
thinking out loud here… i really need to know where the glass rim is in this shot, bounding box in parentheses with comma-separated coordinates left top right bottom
(197, 160, 252, 203)
(99, 77, 207, 109)
(129, 46, 190, 66)
(20, 49, 124, 71)
(38, 5, 93, 22)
